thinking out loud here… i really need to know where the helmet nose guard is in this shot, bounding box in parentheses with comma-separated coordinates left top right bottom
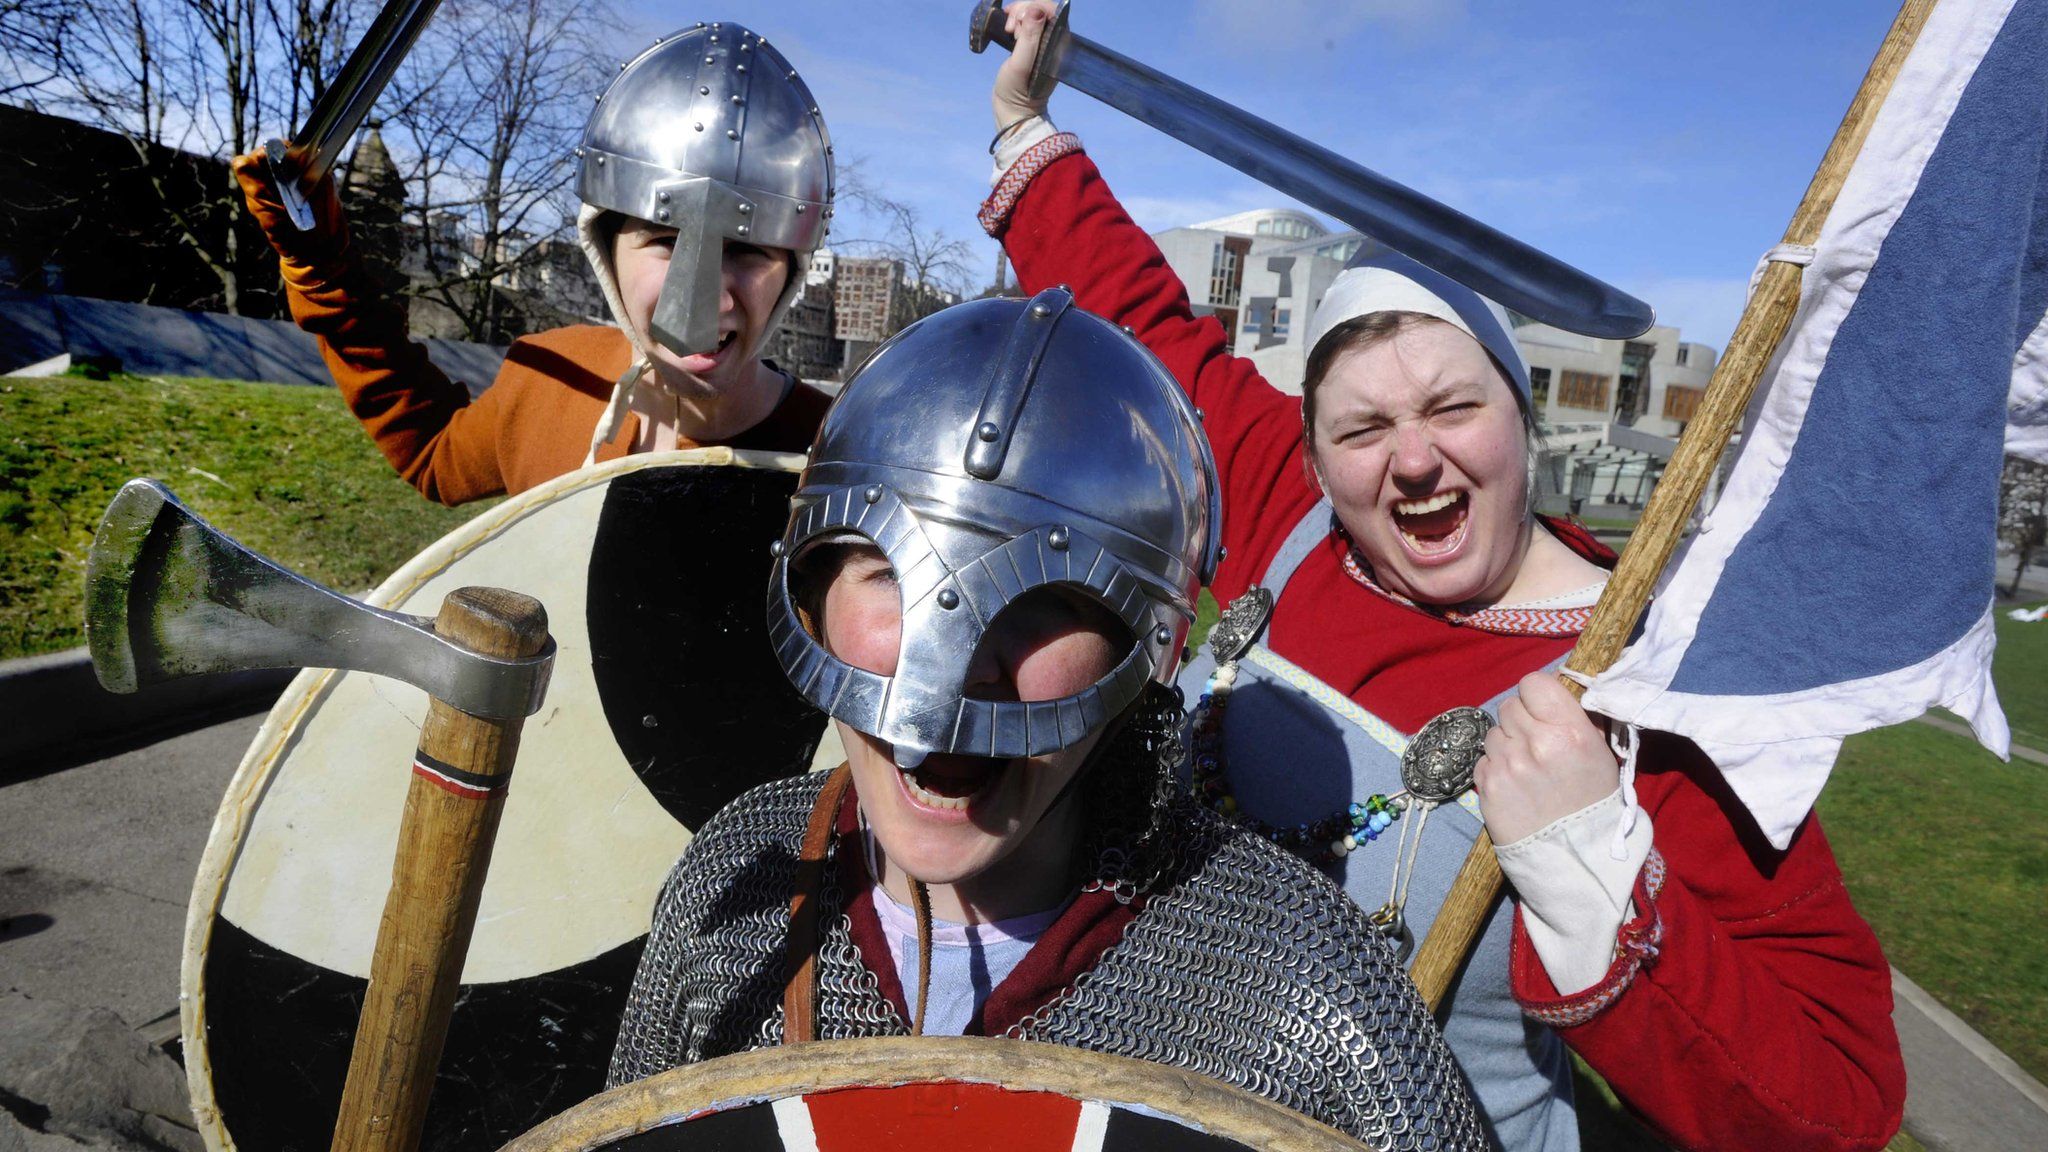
(768, 288, 1222, 765)
(577, 23, 833, 357)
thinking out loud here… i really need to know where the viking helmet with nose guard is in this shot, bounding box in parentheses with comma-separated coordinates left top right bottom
(575, 21, 833, 362)
(769, 288, 1221, 768)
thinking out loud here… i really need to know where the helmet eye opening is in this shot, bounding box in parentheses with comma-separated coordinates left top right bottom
(960, 584, 1136, 704)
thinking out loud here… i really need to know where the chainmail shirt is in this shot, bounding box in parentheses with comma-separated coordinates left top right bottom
(609, 773, 1486, 1150)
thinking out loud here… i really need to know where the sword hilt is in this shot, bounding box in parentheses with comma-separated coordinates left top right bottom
(968, 0, 1067, 105)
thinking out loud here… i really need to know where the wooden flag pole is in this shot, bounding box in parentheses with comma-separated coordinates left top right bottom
(1407, 0, 1940, 1011)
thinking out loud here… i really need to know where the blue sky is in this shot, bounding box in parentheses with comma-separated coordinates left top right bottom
(624, 2, 1904, 352)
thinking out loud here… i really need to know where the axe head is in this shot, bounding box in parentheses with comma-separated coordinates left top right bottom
(85, 479, 552, 719)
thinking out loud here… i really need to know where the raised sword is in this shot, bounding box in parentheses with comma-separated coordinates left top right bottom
(969, 1, 1654, 340)
(264, 0, 444, 231)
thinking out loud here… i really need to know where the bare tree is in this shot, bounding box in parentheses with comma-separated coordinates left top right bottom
(2000, 454, 2048, 598)
(1, 0, 369, 312)
(833, 156, 976, 331)
(381, 0, 615, 342)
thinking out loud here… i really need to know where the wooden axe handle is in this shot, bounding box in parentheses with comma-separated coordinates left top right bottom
(1406, 0, 1938, 1014)
(331, 587, 549, 1152)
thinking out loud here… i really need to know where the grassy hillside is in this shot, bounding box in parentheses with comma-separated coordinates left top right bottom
(0, 372, 490, 659)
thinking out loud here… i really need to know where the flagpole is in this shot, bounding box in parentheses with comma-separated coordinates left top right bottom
(1408, 0, 1940, 1012)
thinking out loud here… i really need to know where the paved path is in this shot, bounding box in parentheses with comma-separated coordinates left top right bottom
(0, 714, 254, 1033)
(4, 714, 2047, 1150)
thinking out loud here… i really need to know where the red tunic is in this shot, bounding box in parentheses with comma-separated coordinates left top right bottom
(992, 147, 1904, 1152)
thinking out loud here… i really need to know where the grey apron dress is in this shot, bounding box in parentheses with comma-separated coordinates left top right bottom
(1177, 503, 1578, 1151)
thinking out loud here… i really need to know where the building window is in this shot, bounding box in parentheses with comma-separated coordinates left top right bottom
(1208, 239, 1246, 307)
(1246, 299, 1272, 336)
(1529, 366, 1552, 409)
(1675, 344, 1690, 366)
(1664, 384, 1704, 422)
(1558, 370, 1610, 410)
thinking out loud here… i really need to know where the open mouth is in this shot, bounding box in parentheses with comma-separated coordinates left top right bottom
(898, 754, 1006, 813)
(1391, 490, 1470, 558)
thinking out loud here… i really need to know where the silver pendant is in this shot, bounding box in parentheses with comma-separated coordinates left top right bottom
(1400, 706, 1493, 804)
(1206, 586, 1274, 664)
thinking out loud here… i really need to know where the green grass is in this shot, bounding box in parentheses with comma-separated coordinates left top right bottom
(1817, 719, 2048, 1085)
(1988, 602, 2048, 751)
(0, 372, 493, 659)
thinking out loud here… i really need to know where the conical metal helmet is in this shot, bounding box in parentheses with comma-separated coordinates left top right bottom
(577, 22, 833, 357)
(769, 288, 1222, 767)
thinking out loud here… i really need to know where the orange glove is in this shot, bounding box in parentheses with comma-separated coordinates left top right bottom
(231, 150, 356, 291)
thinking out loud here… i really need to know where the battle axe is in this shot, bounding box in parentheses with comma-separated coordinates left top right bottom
(86, 479, 554, 1152)
(969, 0, 1654, 340)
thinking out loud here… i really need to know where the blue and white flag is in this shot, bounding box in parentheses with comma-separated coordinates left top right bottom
(1583, 0, 2048, 849)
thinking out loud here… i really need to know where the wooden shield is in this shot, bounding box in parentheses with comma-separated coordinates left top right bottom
(181, 449, 840, 1152)
(503, 1038, 1372, 1152)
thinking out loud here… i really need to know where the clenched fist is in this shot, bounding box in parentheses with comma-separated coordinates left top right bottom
(1474, 672, 1620, 847)
(991, 1, 1060, 131)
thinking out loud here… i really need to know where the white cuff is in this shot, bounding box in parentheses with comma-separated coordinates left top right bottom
(991, 115, 1060, 184)
(1494, 789, 1654, 996)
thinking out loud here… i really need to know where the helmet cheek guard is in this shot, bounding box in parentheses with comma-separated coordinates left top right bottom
(767, 288, 1221, 767)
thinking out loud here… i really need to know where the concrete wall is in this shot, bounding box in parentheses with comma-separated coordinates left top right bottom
(0, 290, 507, 398)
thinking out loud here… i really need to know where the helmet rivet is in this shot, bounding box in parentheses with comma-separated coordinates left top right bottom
(694, 122, 704, 131)
(595, 155, 605, 165)
(657, 208, 670, 221)
(1120, 324, 1135, 336)
(699, 85, 710, 95)
(736, 63, 747, 72)
(737, 224, 750, 236)
(1194, 407, 1205, 421)
(769, 540, 785, 558)
(573, 147, 584, 158)
(863, 484, 883, 504)
(709, 33, 718, 42)
(737, 203, 752, 214)
(731, 94, 743, 105)
(787, 70, 797, 79)
(1048, 526, 1070, 551)
(1056, 283, 1071, 293)
(658, 190, 671, 203)
(795, 204, 806, 214)
(937, 589, 960, 610)
(1154, 625, 1173, 646)
(1219, 546, 1229, 561)
(810, 106, 819, 116)
(976, 421, 1000, 442)
(1030, 302, 1053, 319)
(727, 129, 739, 140)
(704, 55, 714, 63)
(617, 61, 626, 71)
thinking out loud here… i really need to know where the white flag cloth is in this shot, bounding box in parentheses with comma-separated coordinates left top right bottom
(1584, 0, 2048, 849)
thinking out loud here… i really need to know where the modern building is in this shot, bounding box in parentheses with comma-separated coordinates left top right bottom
(769, 282, 838, 384)
(1150, 208, 1333, 354)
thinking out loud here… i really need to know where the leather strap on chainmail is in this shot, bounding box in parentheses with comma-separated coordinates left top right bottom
(908, 879, 933, 1036)
(781, 762, 853, 1043)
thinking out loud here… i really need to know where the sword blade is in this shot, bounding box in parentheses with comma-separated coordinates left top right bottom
(1052, 35, 1655, 340)
(265, 0, 444, 229)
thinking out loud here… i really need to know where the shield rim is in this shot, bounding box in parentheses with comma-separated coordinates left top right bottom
(179, 446, 806, 1152)
(500, 1036, 1373, 1152)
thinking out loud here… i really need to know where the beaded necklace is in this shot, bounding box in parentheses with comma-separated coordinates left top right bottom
(1191, 657, 1412, 866)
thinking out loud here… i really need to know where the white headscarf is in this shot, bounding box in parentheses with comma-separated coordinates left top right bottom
(1304, 239, 1532, 400)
